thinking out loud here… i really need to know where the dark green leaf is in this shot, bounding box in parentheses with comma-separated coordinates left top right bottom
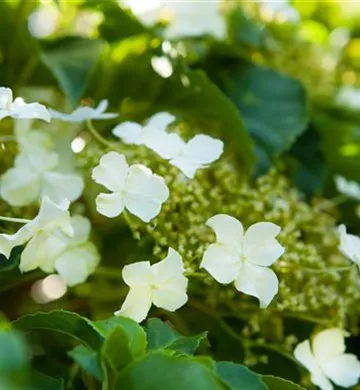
(0, 329, 29, 374)
(262, 376, 306, 390)
(222, 62, 308, 168)
(40, 37, 104, 107)
(146, 318, 207, 355)
(28, 372, 65, 390)
(68, 345, 102, 381)
(13, 310, 104, 350)
(115, 351, 229, 390)
(216, 362, 269, 390)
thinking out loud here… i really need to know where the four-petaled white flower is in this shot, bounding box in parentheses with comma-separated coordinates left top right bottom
(0, 148, 84, 207)
(92, 151, 169, 222)
(112, 112, 175, 145)
(335, 175, 360, 201)
(0, 87, 50, 122)
(337, 224, 360, 267)
(200, 214, 284, 308)
(115, 247, 188, 322)
(294, 328, 360, 390)
(0, 197, 73, 267)
(49, 100, 118, 122)
(123, 0, 226, 40)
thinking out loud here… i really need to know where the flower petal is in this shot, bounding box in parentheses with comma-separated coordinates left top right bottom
(115, 287, 152, 323)
(0, 167, 41, 207)
(11, 98, 51, 122)
(183, 134, 224, 165)
(337, 224, 360, 265)
(20, 234, 49, 273)
(96, 192, 125, 218)
(55, 244, 100, 287)
(152, 248, 188, 311)
(145, 132, 185, 160)
(312, 329, 346, 364)
(200, 244, 240, 284)
(0, 87, 12, 109)
(234, 262, 278, 308)
(322, 354, 360, 388)
(0, 225, 33, 259)
(42, 172, 84, 204)
(122, 261, 153, 287)
(206, 214, 243, 253)
(125, 164, 169, 222)
(92, 152, 129, 192)
(146, 112, 175, 130)
(112, 122, 144, 145)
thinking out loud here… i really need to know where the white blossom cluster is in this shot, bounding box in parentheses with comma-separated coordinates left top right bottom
(1, 86, 360, 390)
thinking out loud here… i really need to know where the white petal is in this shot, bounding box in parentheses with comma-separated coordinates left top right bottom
(0, 87, 13, 109)
(310, 372, 334, 390)
(38, 230, 70, 273)
(55, 244, 100, 286)
(42, 172, 84, 204)
(115, 287, 152, 323)
(337, 224, 360, 265)
(0, 167, 41, 207)
(112, 122, 144, 145)
(312, 329, 346, 364)
(92, 152, 129, 192)
(145, 131, 185, 160)
(335, 175, 360, 201)
(146, 112, 175, 130)
(183, 134, 224, 165)
(15, 150, 59, 173)
(96, 192, 125, 218)
(169, 156, 202, 179)
(32, 196, 73, 236)
(322, 354, 360, 388)
(201, 244, 240, 284)
(10, 98, 50, 122)
(294, 340, 319, 375)
(19, 234, 49, 272)
(152, 287, 188, 312)
(206, 214, 243, 253)
(122, 261, 153, 287)
(244, 222, 284, 266)
(152, 248, 185, 277)
(124, 164, 169, 222)
(0, 225, 33, 259)
(234, 262, 279, 308)
(70, 216, 91, 244)
(94, 99, 118, 120)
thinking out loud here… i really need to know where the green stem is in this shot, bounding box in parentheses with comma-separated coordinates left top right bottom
(298, 263, 356, 274)
(95, 266, 122, 280)
(0, 216, 31, 224)
(87, 120, 118, 150)
(184, 272, 205, 278)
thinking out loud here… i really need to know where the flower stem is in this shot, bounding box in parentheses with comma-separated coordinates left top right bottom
(86, 120, 118, 150)
(0, 216, 31, 224)
(300, 263, 356, 274)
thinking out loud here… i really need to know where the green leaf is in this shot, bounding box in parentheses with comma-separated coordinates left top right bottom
(262, 376, 306, 390)
(222, 62, 308, 168)
(216, 362, 268, 390)
(0, 329, 29, 374)
(40, 37, 104, 107)
(115, 351, 229, 390)
(68, 345, 102, 381)
(146, 318, 207, 355)
(13, 310, 104, 350)
(28, 372, 65, 390)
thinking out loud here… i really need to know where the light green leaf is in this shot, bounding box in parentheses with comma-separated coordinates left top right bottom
(13, 310, 104, 350)
(40, 37, 104, 107)
(262, 376, 306, 390)
(68, 345, 102, 381)
(115, 351, 229, 390)
(216, 362, 269, 390)
(146, 318, 207, 355)
(0, 329, 29, 374)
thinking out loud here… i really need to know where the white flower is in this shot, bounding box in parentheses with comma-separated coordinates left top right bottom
(123, 0, 226, 40)
(146, 133, 224, 179)
(115, 248, 188, 322)
(0, 197, 73, 265)
(112, 112, 175, 145)
(0, 149, 84, 207)
(294, 329, 360, 390)
(0, 87, 50, 122)
(335, 175, 360, 201)
(47, 216, 100, 286)
(49, 100, 118, 122)
(337, 224, 360, 266)
(336, 86, 360, 110)
(200, 214, 284, 308)
(92, 151, 169, 222)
